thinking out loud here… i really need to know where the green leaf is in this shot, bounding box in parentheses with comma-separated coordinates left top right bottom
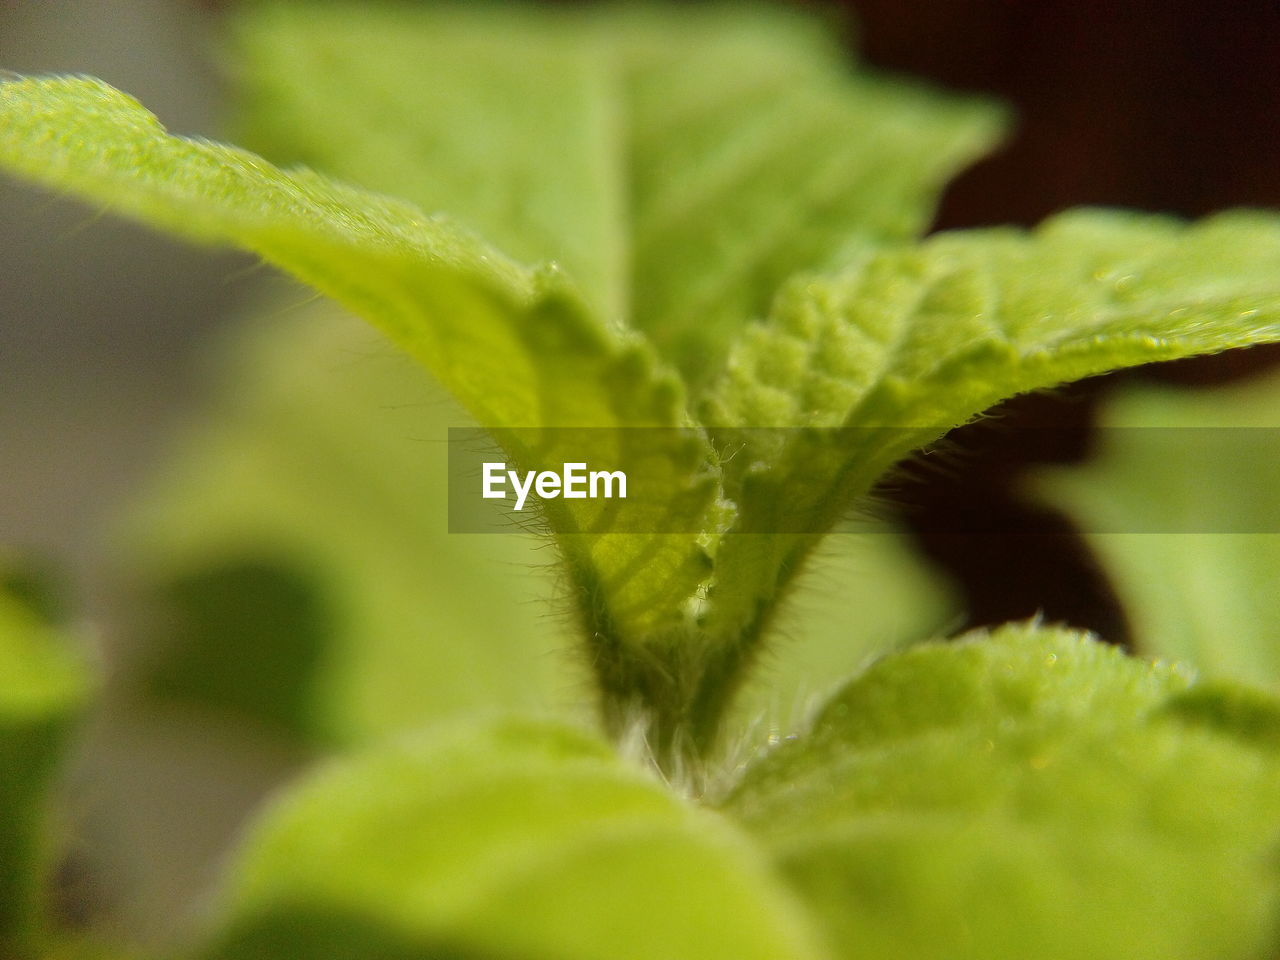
(0, 2, 1002, 767)
(723, 623, 1280, 960)
(0, 568, 90, 958)
(116, 294, 957, 749)
(1033, 372, 1280, 688)
(0, 71, 729, 744)
(0, 73, 686, 431)
(230, 2, 1003, 386)
(198, 718, 826, 960)
(700, 209, 1280, 705)
(105, 298, 956, 939)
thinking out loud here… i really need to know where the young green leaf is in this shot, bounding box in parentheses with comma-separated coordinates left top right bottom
(0, 72, 727, 753)
(697, 209, 1280, 737)
(0, 73, 683, 430)
(229, 2, 1004, 386)
(0, 5, 1002, 769)
(723, 624, 1280, 960)
(1033, 372, 1280, 687)
(0, 569, 90, 958)
(115, 294, 957, 749)
(198, 718, 827, 960)
(710, 207, 1280, 502)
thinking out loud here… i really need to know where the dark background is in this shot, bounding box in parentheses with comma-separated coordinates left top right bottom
(844, 0, 1280, 646)
(3, 0, 1280, 645)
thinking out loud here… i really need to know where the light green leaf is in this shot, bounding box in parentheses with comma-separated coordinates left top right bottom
(1033, 372, 1280, 688)
(0, 73, 692, 434)
(0, 569, 90, 958)
(116, 294, 957, 748)
(230, 2, 1003, 386)
(0, 4, 1001, 768)
(104, 297, 956, 935)
(700, 209, 1280, 697)
(0, 71, 726, 739)
(198, 717, 827, 960)
(723, 623, 1280, 960)
(114, 296, 580, 744)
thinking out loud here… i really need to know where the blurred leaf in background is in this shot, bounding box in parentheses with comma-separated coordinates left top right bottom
(1034, 371, 1280, 688)
(0, 564, 90, 959)
(200, 718, 827, 960)
(113, 297, 581, 745)
(228, 2, 1003, 387)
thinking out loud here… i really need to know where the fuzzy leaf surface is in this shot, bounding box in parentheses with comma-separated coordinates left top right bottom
(199, 718, 826, 960)
(723, 624, 1280, 960)
(702, 210, 1280, 648)
(0, 20, 1001, 756)
(115, 296, 957, 747)
(0, 72, 721, 658)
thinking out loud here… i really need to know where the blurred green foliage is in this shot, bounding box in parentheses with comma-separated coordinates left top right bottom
(1037, 374, 1280, 687)
(202, 718, 827, 960)
(0, 569, 89, 959)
